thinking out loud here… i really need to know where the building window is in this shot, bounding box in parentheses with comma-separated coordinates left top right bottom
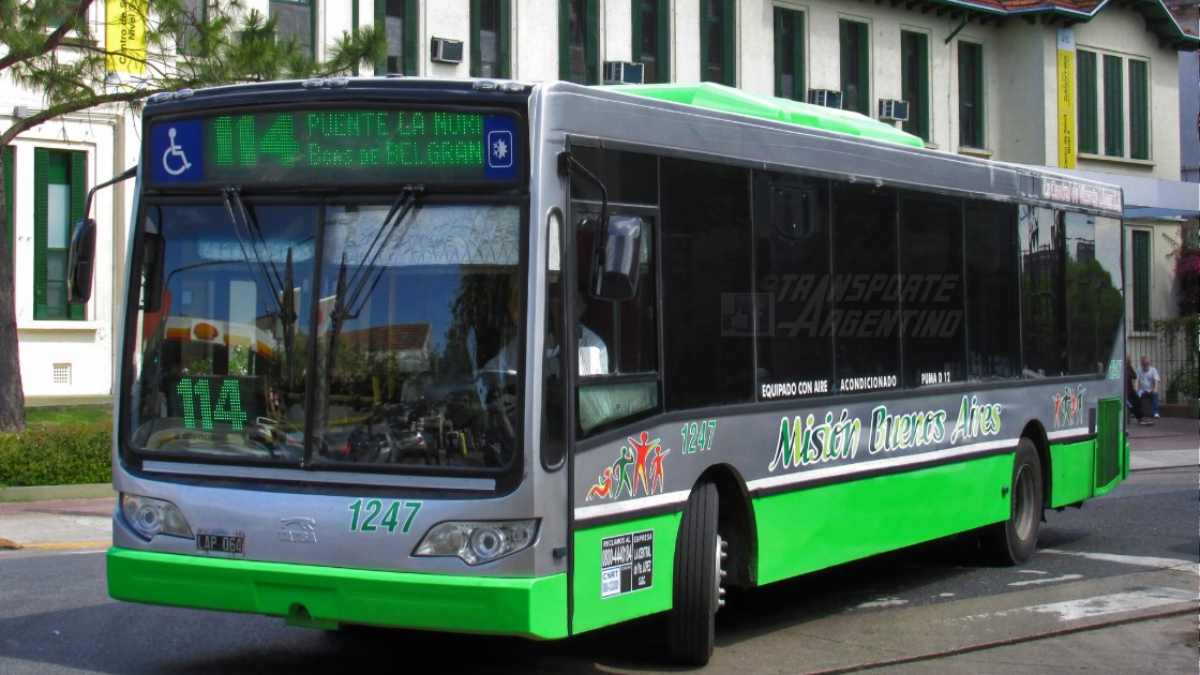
(471, 0, 510, 78)
(34, 149, 87, 321)
(561, 0, 599, 84)
(900, 30, 929, 141)
(270, 0, 314, 57)
(1131, 230, 1150, 331)
(958, 41, 984, 149)
(377, 0, 417, 75)
(839, 19, 869, 115)
(633, 0, 670, 84)
(701, 0, 735, 86)
(178, 0, 208, 57)
(773, 7, 804, 101)
(1077, 49, 1150, 161)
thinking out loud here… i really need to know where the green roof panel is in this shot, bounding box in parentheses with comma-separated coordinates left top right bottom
(604, 82, 926, 149)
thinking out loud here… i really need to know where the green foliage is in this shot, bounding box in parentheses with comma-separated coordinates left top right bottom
(0, 423, 111, 487)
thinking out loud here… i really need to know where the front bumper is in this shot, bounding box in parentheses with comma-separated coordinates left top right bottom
(107, 547, 568, 639)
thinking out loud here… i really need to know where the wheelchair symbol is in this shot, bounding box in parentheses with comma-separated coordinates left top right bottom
(161, 127, 192, 177)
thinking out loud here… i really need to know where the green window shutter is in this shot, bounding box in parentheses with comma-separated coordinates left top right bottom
(68, 151, 87, 320)
(470, 0, 482, 76)
(499, 0, 511, 79)
(404, 0, 418, 75)
(1076, 49, 1098, 154)
(2, 146, 12, 251)
(1103, 54, 1124, 157)
(33, 148, 49, 320)
(1131, 231, 1150, 332)
(559, 1, 568, 80)
(1128, 59, 1149, 160)
(773, 8, 785, 97)
(722, 0, 736, 87)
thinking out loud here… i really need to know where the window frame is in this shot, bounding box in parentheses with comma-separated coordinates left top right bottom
(270, 0, 316, 58)
(900, 30, 930, 141)
(839, 19, 870, 116)
(773, 7, 805, 101)
(700, 0, 736, 87)
(957, 40, 985, 149)
(633, 0, 671, 84)
(1078, 48, 1150, 162)
(33, 148, 87, 321)
(471, 0, 511, 78)
(376, 0, 418, 75)
(560, 0, 600, 85)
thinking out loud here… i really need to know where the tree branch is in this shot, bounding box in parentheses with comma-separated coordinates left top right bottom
(0, 87, 167, 149)
(0, 0, 96, 72)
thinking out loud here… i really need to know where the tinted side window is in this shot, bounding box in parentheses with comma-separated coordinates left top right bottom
(661, 158, 754, 410)
(1064, 213, 1122, 375)
(753, 172, 834, 400)
(899, 194, 966, 388)
(569, 146, 658, 205)
(965, 201, 1021, 380)
(831, 183, 900, 393)
(1020, 206, 1067, 377)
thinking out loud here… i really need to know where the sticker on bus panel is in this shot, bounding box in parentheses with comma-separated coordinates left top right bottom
(600, 529, 653, 598)
(484, 115, 517, 181)
(151, 120, 204, 183)
(196, 528, 245, 558)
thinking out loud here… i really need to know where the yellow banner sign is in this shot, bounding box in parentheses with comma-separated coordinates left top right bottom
(1057, 29, 1076, 169)
(106, 0, 148, 75)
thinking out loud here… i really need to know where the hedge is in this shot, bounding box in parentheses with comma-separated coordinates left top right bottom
(0, 424, 112, 488)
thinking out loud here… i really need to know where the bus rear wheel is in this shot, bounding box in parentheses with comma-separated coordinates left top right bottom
(665, 481, 724, 665)
(981, 439, 1043, 565)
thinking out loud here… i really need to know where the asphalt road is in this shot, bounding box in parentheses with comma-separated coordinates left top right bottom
(0, 467, 1195, 675)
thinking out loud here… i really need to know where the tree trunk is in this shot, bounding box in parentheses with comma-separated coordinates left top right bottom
(0, 153, 27, 433)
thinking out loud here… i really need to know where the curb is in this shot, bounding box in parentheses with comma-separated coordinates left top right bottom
(0, 483, 115, 503)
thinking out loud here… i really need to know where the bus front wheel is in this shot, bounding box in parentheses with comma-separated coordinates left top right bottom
(981, 439, 1043, 565)
(665, 480, 723, 665)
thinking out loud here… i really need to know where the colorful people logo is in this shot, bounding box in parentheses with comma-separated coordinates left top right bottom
(587, 432, 671, 501)
(1052, 385, 1087, 427)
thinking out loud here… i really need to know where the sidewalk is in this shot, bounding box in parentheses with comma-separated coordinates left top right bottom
(0, 417, 1194, 551)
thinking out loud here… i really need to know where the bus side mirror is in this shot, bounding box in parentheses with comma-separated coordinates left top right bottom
(67, 218, 97, 304)
(591, 215, 642, 300)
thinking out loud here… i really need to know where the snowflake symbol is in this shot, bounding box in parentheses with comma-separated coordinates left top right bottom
(492, 137, 509, 161)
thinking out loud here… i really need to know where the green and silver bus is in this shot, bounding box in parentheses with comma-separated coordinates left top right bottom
(88, 78, 1127, 665)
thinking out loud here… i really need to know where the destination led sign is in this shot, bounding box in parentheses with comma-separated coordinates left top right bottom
(149, 109, 519, 185)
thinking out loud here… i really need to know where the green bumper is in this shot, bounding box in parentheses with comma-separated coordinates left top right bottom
(107, 547, 567, 639)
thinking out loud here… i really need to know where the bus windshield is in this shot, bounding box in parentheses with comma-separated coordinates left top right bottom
(128, 198, 522, 474)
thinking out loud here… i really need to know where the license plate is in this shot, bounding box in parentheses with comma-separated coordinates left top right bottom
(196, 529, 245, 557)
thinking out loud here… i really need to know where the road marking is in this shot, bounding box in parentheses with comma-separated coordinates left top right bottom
(1041, 549, 1197, 571)
(856, 597, 908, 609)
(21, 541, 110, 550)
(1008, 574, 1083, 587)
(1024, 588, 1196, 621)
(960, 587, 1195, 623)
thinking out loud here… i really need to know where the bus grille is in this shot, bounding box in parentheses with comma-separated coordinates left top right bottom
(1095, 397, 1122, 487)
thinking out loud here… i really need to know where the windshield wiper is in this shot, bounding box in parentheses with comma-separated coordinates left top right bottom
(220, 187, 292, 322)
(309, 184, 424, 467)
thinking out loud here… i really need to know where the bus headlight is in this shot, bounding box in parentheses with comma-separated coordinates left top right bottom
(414, 520, 539, 565)
(120, 493, 194, 541)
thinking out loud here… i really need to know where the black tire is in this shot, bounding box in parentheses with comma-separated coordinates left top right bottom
(665, 481, 721, 666)
(981, 439, 1043, 565)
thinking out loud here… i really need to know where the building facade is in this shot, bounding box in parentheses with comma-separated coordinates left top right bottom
(2, 0, 1197, 400)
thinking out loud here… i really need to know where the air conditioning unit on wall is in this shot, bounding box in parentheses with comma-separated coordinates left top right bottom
(807, 89, 842, 109)
(878, 99, 910, 122)
(603, 61, 645, 84)
(430, 37, 464, 64)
